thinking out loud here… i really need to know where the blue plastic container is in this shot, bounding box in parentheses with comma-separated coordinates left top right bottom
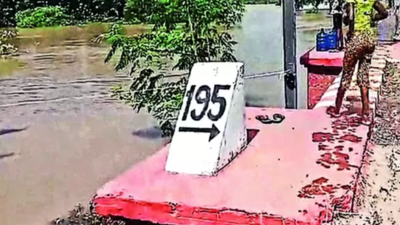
(316, 28, 328, 51)
(327, 29, 338, 50)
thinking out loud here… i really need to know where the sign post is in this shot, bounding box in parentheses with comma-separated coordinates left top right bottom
(283, 0, 298, 109)
(165, 62, 247, 176)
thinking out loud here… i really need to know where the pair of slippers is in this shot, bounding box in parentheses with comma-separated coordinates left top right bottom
(255, 114, 285, 124)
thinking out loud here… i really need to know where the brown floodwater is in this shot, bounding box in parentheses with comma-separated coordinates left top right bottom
(0, 5, 332, 115)
(0, 6, 335, 225)
(0, 8, 331, 80)
(1, 23, 149, 78)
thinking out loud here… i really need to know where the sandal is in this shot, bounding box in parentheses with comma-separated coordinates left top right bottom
(255, 114, 285, 124)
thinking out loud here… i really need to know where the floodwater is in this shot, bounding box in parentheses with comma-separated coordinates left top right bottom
(0, 5, 331, 114)
(0, 6, 332, 225)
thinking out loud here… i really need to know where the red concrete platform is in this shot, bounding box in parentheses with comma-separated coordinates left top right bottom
(300, 48, 344, 109)
(300, 48, 344, 68)
(307, 74, 338, 109)
(94, 107, 370, 225)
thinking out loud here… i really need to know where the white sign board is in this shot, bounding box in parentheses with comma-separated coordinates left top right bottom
(165, 62, 246, 176)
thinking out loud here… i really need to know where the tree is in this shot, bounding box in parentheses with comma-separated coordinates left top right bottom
(104, 0, 245, 136)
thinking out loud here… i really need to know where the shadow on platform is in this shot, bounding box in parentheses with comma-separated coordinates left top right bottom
(0, 127, 28, 136)
(0, 152, 15, 160)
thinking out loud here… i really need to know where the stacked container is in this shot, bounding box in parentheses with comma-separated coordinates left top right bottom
(316, 28, 338, 52)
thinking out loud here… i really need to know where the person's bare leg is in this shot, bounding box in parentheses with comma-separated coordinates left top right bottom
(334, 38, 357, 115)
(339, 28, 344, 50)
(360, 86, 370, 116)
(334, 85, 346, 114)
(358, 51, 373, 117)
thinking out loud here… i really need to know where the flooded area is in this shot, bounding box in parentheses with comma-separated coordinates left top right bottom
(0, 5, 334, 225)
(0, 5, 332, 119)
(1, 5, 399, 225)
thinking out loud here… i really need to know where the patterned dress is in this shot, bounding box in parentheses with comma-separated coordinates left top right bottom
(341, 0, 376, 89)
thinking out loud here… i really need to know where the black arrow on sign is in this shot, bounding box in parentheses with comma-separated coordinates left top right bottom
(178, 124, 220, 142)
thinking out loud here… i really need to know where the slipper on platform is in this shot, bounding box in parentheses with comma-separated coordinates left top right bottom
(255, 114, 285, 124)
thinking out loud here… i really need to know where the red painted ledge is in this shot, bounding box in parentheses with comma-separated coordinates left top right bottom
(300, 48, 344, 68)
(94, 107, 370, 225)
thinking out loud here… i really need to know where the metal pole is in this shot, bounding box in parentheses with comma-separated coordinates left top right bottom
(282, 0, 298, 109)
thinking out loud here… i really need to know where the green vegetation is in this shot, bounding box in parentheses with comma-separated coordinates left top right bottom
(105, 0, 245, 136)
(244, 0, 280, 4)
(16, 6, 70, 28)
(0, 0, 125, 27)
(1, 0, 328, 28)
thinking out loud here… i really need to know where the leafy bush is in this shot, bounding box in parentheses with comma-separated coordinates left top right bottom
(16, 6, 70, 28)
(105, 0, 245, 136)
(244, 0, 279, 4)
(0, 30, 18, 57)
(1, 0, 126, 27)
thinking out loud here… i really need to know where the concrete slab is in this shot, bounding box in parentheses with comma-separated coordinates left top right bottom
(94, 107, 370, 225)
(308, 73, 337, 109)
(300, 48, 344, 68)
(300, 47, 344, 109)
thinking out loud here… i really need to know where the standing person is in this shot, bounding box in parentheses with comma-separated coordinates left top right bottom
(394, 0, 400, 41)
(331, 0, 345, 50)
(329, 0, 388, 120)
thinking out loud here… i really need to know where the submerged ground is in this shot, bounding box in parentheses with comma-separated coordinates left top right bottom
(0, 6, 340, 225)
